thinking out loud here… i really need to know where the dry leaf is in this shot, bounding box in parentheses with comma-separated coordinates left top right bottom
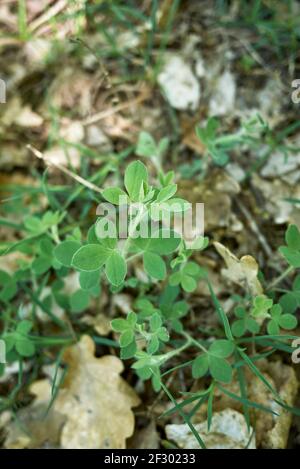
(4, 380, 65, 449)
(55, 335, 140, 449)
(214, 241, 263, 295)
(3, 337, 140, 449)
(81, 313, 111, 336)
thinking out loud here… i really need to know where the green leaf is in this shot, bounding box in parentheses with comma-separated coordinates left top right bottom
(143, 252, 166, 280)
(267, 319, 280, 336)
(0, 271, 17, 302)
(87, 225, 99, 244)
(156, 184, 177, 203)
(279, 246, 300, 268)
(293, 274, 300, 291)
(16, 338, 35, 357)
(209, 340, 235, 358)
(102, 187, 128, 205)
(70, 289, 90, 313)
(24, 216, 44, 234)
(124, 160, 148, 202)
(136, 131, 157, 158)
(246, 318, 260, 334)
(157, 327, 169, 342)
(32, 256, 52, 275)
(286, 224, 300, 250)
(279, 292, 299, 314)
(79, 270, 100, 291)
(182, 262, 201, 276)
(111, 318, 128, 332)
(209, 356, 232, 383)
(72, 244, 111, 272)
(192, 355, 209, 379)
(147, 336, 159, 354)
(251, 295, 273, 320)
(168, 271, 181, 286)
(232, 320, 246, 338)
(54, 241, 81, 267)
(181, 275, 197, 292)
(16, 320, 33, 334)
(120, 329, 134, 347)
(148, 229, 181, 255)
(120, 341, 137, 359)
(105, 251, 127, 286)
(150, 313, 162, 331)
(39, 238, 54, 256)
(278, 314, 298, 330)
(127, 311, 137, 327)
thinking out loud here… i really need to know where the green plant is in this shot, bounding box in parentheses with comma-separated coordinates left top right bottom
(1, 155, 300, 448)
(195, 115, 268, 167)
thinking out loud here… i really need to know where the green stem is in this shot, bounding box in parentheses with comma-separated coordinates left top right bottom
(181, 331, 208, 353)
(164, 337, 192, 362)
(267, 266, 294, 291)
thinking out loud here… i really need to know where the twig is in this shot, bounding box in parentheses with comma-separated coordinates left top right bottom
(82, 86, 151, 126)
(27, 144, 103, 194)
(267, 266, 294, 291)
(29, 0, 67, 34)
(235, 198, 273, 258)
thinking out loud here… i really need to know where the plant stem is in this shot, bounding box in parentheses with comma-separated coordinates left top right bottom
(181, 331, 208, 353)
(164, 337, 192, 361)
(267, 266, 294, 291)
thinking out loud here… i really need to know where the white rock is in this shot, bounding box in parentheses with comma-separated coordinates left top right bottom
(158, 55, 201, 111)
(166, 409, 255, 449)
(86, 125, 111, 148)
(60, 120, 84, 143)
(195, 56, 206, 78)
(44, 146, 81, 169)
(24, 39, 52, 66)
(14, 106, 43, 128)
(209, 70, 236, 116)
(261, 150, 300, 180)
(226, 163, 246, 182)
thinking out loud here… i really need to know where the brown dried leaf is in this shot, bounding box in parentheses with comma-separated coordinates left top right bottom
(55, 335, 140, 449)
(214, 241, 263, 295)
(4, 380, 65, 449)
